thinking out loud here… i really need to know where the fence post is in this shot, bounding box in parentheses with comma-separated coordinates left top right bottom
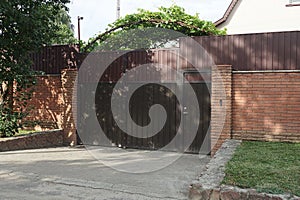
(211, 65, 232, 156)
(61, 69, 78, 146)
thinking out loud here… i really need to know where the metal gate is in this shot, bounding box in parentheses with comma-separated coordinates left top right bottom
(95, 71, 211, 154)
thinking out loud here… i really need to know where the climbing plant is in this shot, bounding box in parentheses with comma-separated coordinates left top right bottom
(83, 5, 226, 52)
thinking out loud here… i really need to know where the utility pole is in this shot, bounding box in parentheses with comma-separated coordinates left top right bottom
(116, 0, 120, 19)
(77, 16, 83, 51)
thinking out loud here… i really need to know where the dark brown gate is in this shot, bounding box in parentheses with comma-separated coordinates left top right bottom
(95, 71, 211, 154)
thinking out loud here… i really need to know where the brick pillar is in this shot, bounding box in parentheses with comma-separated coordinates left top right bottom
(211, 65, 232, 156)
(61, 69, 77, 146)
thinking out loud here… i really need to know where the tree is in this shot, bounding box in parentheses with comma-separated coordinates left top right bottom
(0, 0, 70, 137)
(83, 5, 226, 52)
(50, 6, 77, 45)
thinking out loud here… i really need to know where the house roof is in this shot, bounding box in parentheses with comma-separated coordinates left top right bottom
(214, 0, 240, 27)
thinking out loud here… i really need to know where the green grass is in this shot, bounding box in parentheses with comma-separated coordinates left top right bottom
(222, 141, 300, 196)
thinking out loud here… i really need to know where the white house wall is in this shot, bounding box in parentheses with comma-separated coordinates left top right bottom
(218, 0, 300, 34)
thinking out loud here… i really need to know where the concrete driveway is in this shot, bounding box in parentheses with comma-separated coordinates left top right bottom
(0, 147, 210, 200)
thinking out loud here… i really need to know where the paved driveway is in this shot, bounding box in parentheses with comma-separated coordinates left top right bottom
(0, 147, 210, 200)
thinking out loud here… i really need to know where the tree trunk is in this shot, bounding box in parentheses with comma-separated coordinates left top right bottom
(7, 80, 13, 112)
(0, 81, 13, 107)
(0, 81, 9, 107)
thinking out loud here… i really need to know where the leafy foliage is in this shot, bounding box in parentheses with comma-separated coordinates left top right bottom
(84, 5, 226, 52)
(0, 0, 70, 137)
(50, 6, 77, 45)
(0, 107, 25, 137)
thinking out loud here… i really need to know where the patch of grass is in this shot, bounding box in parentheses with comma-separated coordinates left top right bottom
(222, 141, 300, 196)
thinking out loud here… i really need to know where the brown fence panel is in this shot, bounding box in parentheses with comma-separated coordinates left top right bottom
(192, 31, 300, 70)
(29, 45, 80, 74)
(30, 31, 300, 74)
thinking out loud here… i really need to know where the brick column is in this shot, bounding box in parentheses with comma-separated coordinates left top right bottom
(61, 69, 78, 146)
(211, 65, 232, 156)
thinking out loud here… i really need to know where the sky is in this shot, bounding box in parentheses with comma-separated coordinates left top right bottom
(67, 0, 232, 42)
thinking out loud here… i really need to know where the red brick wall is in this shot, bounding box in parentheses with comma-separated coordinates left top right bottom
(24, 75, 63, 129)
(232, 72, 300, 142)
(23, 70, 78, 146)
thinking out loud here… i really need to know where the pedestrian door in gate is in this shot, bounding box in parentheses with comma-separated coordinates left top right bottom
(182, 70, 211, 154)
